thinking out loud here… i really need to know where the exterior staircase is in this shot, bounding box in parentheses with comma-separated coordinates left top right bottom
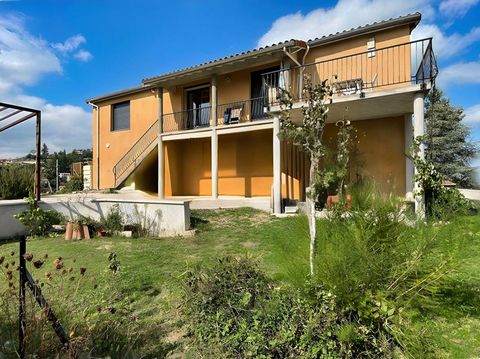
(113, 121, 159, 188)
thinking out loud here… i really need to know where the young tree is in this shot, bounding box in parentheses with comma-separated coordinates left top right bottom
(278, 78, 332, 276)
(425, 88, 477, 188)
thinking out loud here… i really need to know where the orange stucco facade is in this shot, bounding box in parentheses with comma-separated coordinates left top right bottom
(89, 17, 425, 205)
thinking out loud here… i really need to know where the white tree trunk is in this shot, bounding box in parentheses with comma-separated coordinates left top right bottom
(307, 196, 316, 276)
(307, 158, 317, 276)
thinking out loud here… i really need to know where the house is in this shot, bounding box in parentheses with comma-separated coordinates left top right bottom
(86, 12, 436, 213)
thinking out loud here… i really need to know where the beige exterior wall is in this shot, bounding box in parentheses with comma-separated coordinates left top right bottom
(323, 116, 406, 196)
(92, 23, 414, 197)
(93, 90, 158, 189)
(164, 138, 212, 196)
(218, 130, 273, 197)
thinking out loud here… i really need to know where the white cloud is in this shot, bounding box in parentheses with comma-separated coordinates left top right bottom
(438, 61, 480, 86)
(0, 14, 61, 85)
(439, 0, 479, 18)
(52, 34, 86, 53)
(258, 0, 480, 61)
(257, 0, 435, 47)
(464, 104, 480, 126)
(74, 49, 93, 62)
(412, 24, 480, 59)
(0, 14, 91, 158)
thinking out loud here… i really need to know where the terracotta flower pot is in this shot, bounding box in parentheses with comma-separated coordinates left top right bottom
(65, 222, 74, 240)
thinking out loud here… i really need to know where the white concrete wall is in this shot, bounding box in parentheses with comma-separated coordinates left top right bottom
(0, 196, 191, 240)
(0, 200, 29, 239)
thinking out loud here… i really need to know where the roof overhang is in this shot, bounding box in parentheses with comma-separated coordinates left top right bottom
(85, 85, 156, 104)
(308, 13, 421, 48)
(141, 40, 301, 87)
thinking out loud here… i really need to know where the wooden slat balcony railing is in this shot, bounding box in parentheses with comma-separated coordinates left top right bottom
(262, 38, 438, 106)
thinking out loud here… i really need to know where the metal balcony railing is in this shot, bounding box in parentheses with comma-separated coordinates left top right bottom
(162, 106, 212, 133)
(217, 97, 268, 125)
(162, 97, 269, 133)
(262, 38, 438, 106)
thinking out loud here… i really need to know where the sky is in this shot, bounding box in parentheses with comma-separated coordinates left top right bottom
(0, 0, 480, 159)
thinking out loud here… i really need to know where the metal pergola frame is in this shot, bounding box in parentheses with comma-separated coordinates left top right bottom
(0, 102, 41, 201)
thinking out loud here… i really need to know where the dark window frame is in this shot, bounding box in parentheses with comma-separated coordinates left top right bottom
(111, 100, 131, 132)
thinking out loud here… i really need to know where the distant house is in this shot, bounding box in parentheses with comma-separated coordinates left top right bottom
(86, 12, 436, 213)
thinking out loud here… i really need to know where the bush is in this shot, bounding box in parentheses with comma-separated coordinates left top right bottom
(60, 174, 83, 193)
(314, 184, 457, 355)
(101, 204, 124, 233)
(0, 164, 34, 199)
(14, 197, 64, 236)
(182, 256, 399, 358)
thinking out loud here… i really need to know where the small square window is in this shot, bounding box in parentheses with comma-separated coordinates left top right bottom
(111, 101, 130, 131)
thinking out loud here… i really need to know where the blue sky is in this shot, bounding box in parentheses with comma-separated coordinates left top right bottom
(1, 0, 480, 158)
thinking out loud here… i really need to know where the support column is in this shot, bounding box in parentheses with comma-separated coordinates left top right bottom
(35, 112, 41, 202)
(211, 75, 218, 126)
(211, 128, 218, 199)
(211, 75, 218, 199)
(404, 114, 414, 200)
(413, 92, 425, 217)
(157, 88, 164, 199)
(273, 116, 282, 213)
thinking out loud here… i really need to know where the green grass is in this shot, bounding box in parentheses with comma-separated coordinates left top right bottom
(1, 208, 479, 357)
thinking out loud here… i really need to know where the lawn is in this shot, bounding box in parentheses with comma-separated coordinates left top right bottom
(1, 208, 479, 357)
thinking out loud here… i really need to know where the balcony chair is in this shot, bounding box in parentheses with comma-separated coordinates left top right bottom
(332, 78, 364, 95)
(363, 74, 378, 90)
(223, 104, 243, 125)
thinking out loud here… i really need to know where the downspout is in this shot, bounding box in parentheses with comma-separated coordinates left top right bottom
(87, 101, 100, 190)
(282, 44, 310, 99)
(299, 44, 310, 99)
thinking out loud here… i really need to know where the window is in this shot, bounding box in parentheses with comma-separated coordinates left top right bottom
(111, 101, 130, 131)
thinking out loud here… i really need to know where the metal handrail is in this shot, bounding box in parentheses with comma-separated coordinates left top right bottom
(113, 120, 159, 185)
(262, 38, 437, 105)
(162, 106, 212, 132)
(162, 97, 270, 132)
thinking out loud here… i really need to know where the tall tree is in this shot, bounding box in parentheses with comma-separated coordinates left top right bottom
(279, 78, 332, 276)
(41, 143, 49, 164)
(425, 88, 477, 188)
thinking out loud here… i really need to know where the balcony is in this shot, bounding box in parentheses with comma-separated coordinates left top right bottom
(162, 97, 269, 133)
(262, 38, 437, 107)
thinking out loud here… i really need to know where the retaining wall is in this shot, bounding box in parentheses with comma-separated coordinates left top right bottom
(0, 196, 190, 240)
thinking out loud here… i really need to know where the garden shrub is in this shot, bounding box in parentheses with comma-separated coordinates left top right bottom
(182, 256, 400, 358)
(0, 163, 34, 199)
(15, 197, 64, 236)
(60, 174, 83, 193)
(101, 204, 124, 233)
(410, 136, 473, 220)
(315, 184, 456, 355)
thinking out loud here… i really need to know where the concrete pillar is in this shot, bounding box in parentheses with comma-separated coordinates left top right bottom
(211, 75, 218, 126)
(273, 116, 282, 213)
(413, 92, 425, 216)
(211, 128, 218, 199)
(404, 114, 414, 200)
(211, 75, 218, 199)
(157, 88, 164, 199)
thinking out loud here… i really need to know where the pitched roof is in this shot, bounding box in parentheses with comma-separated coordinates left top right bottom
(307, 12, 421, 47)
(86, 12, 421, 104)
(141, 39, 300, 85)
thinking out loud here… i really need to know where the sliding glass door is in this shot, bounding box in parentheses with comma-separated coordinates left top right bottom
(186, 86, 210, 129)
